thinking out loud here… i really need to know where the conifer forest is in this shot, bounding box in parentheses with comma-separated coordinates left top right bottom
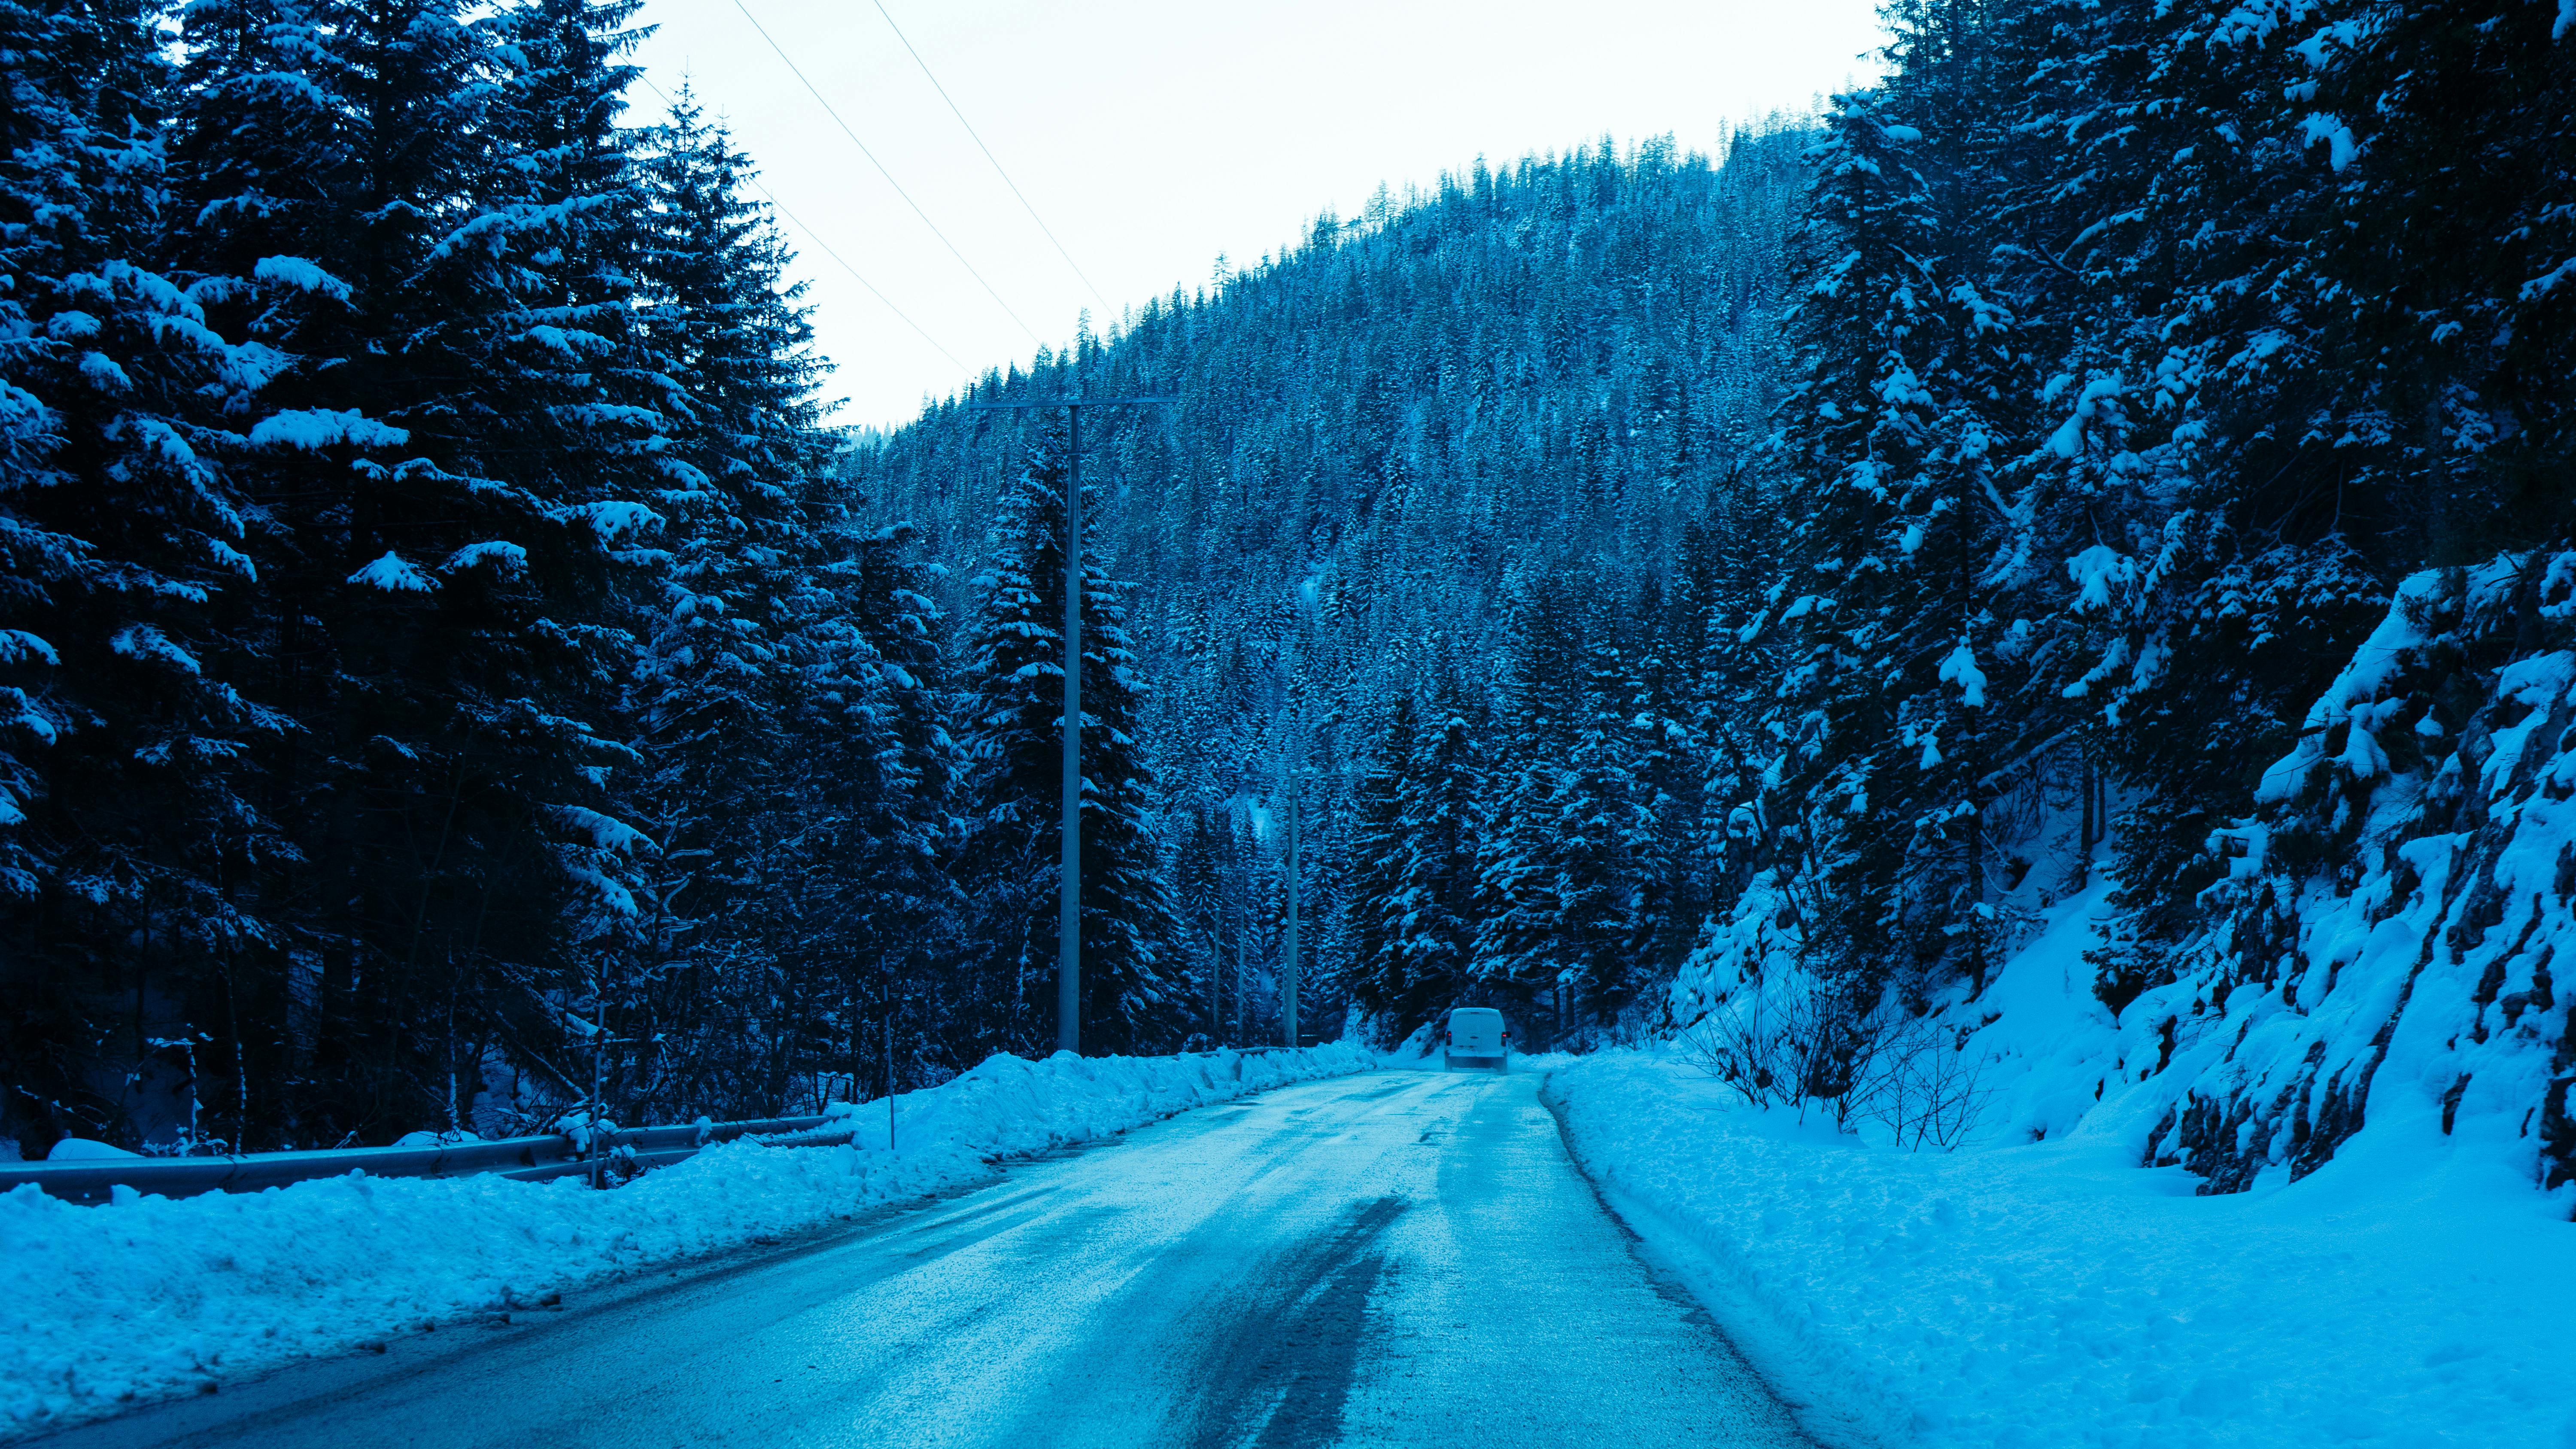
(5, 0, 2573, 1209)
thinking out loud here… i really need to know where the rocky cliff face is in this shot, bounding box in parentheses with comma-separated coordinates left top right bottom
(2135, 552, 2576, 1195)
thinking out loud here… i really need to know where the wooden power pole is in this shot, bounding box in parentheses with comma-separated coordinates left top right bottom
(1283, 757, 1299, 1050)
(966, 393, 1173, 1055)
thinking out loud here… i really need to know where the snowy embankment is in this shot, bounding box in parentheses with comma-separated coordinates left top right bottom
(0, 1044, 1370, 1435)
(1549, 1042, 2576, 1449)
(1581, 553, 2576, 1447)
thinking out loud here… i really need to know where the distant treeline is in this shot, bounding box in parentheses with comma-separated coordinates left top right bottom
(855, 128, 1815, 1053)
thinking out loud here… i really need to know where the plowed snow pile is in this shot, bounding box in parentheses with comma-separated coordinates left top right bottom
(0, 1044, 1370, 1435)
(1549, 1042, 2575, 1449)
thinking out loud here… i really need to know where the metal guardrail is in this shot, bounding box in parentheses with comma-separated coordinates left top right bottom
(0, 1115, 840, 1207)
(0, 1044, 1323, 1206)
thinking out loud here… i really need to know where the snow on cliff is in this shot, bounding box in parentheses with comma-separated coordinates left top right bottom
(1673, 550, 2576, 1197)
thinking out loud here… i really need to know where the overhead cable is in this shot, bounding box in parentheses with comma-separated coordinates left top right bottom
(635, 76, 974, 374)
(729, 0, 1048, 348)
(869, 0, 1111, 312)
(747, 178, 976, 374)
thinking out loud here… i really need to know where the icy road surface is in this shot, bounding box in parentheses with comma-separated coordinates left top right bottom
(35, 1071, 1807, 1449)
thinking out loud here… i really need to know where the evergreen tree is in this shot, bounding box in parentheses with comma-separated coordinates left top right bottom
(1382, 700, 1482, 1033)
(1342, 694, 1414, 1041)
(617, 83, 852, 1118)
(1753, 91, 1981, 1005)
(1541, 716, 1647, 1016)
(0, 0, 280, 1148)
(1470, 755, 1559, 1004)
(164, 0, 667, 1142)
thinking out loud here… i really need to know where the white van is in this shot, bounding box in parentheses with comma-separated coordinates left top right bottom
(1442, 1007, 1510, 1071)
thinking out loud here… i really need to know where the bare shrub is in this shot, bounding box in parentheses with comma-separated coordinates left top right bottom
(1846, 1014, 1996, 1150)
(1679, 986, 1808, 1109)
(1683, 978, 1996, 1150)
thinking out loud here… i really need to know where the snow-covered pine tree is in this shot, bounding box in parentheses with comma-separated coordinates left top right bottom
(618, 83, 851, 1115)
(768, 518, 964, 1090)
(1381, 693, 1482, 1033)
(0, 0, 281, 1148)
(1472, 636, 1663, 1034)
(163, 0, 669, 1140)
(1167, 802, 1228, 1048)
(478, 0, 672, 963)
(1994, 0, 2393, 962)
(1549, 643, 1660, 1017)
(1624, 635, 1702, 983)
(1341, 693, 1416, 1041)
(1753, 91, 1975, 1006)
(1469, 753, 1559, 1007)
(1676, 475, 1785, 934)
(1468, 570, 1591, 1011)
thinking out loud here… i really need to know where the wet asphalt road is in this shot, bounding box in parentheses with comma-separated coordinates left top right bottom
(33, 1070, 1809, 1449)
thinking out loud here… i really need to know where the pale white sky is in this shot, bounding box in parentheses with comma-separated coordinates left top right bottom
(629, 0, 1888, 431)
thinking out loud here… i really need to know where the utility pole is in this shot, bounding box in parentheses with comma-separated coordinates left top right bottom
(1283, 765, 1299, 1049)
(587, 1011, 603, 1187)
(967, 392, 1175, 1056)
(1281, 598, 1312, 1050)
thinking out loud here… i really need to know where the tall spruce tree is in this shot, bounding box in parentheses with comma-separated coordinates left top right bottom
(619, 84, 840, 1116)
(1382, 697, 1482, 1031)
(0, 0, 280, 1151)
(1755, 91, 1975, 1006)
(1342, 693, 1415, 1041)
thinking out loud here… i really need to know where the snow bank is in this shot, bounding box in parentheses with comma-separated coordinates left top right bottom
(1549, 1048, 2576, 1449)
(41, 1140, 137, 1163)
(0, 1044, 1369, 1436)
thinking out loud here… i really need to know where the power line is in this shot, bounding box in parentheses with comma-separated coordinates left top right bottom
(748, 178, 975, 375)
(729, 0, 1048, 349)
(634, 76, 973, 374)
(868, 0, 1111, 313)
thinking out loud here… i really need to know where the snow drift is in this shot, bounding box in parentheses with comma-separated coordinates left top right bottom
(2134, 552, 2576, 1194)
(1548, 1049, 2576, 1449)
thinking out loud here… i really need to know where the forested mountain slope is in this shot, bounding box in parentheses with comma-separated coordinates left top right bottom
(863, 0, 2576, 1198)
(848, 130, 1810, 1048)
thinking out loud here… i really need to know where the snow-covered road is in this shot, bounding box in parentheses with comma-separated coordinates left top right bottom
(32, 1070, 1807, 1449)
